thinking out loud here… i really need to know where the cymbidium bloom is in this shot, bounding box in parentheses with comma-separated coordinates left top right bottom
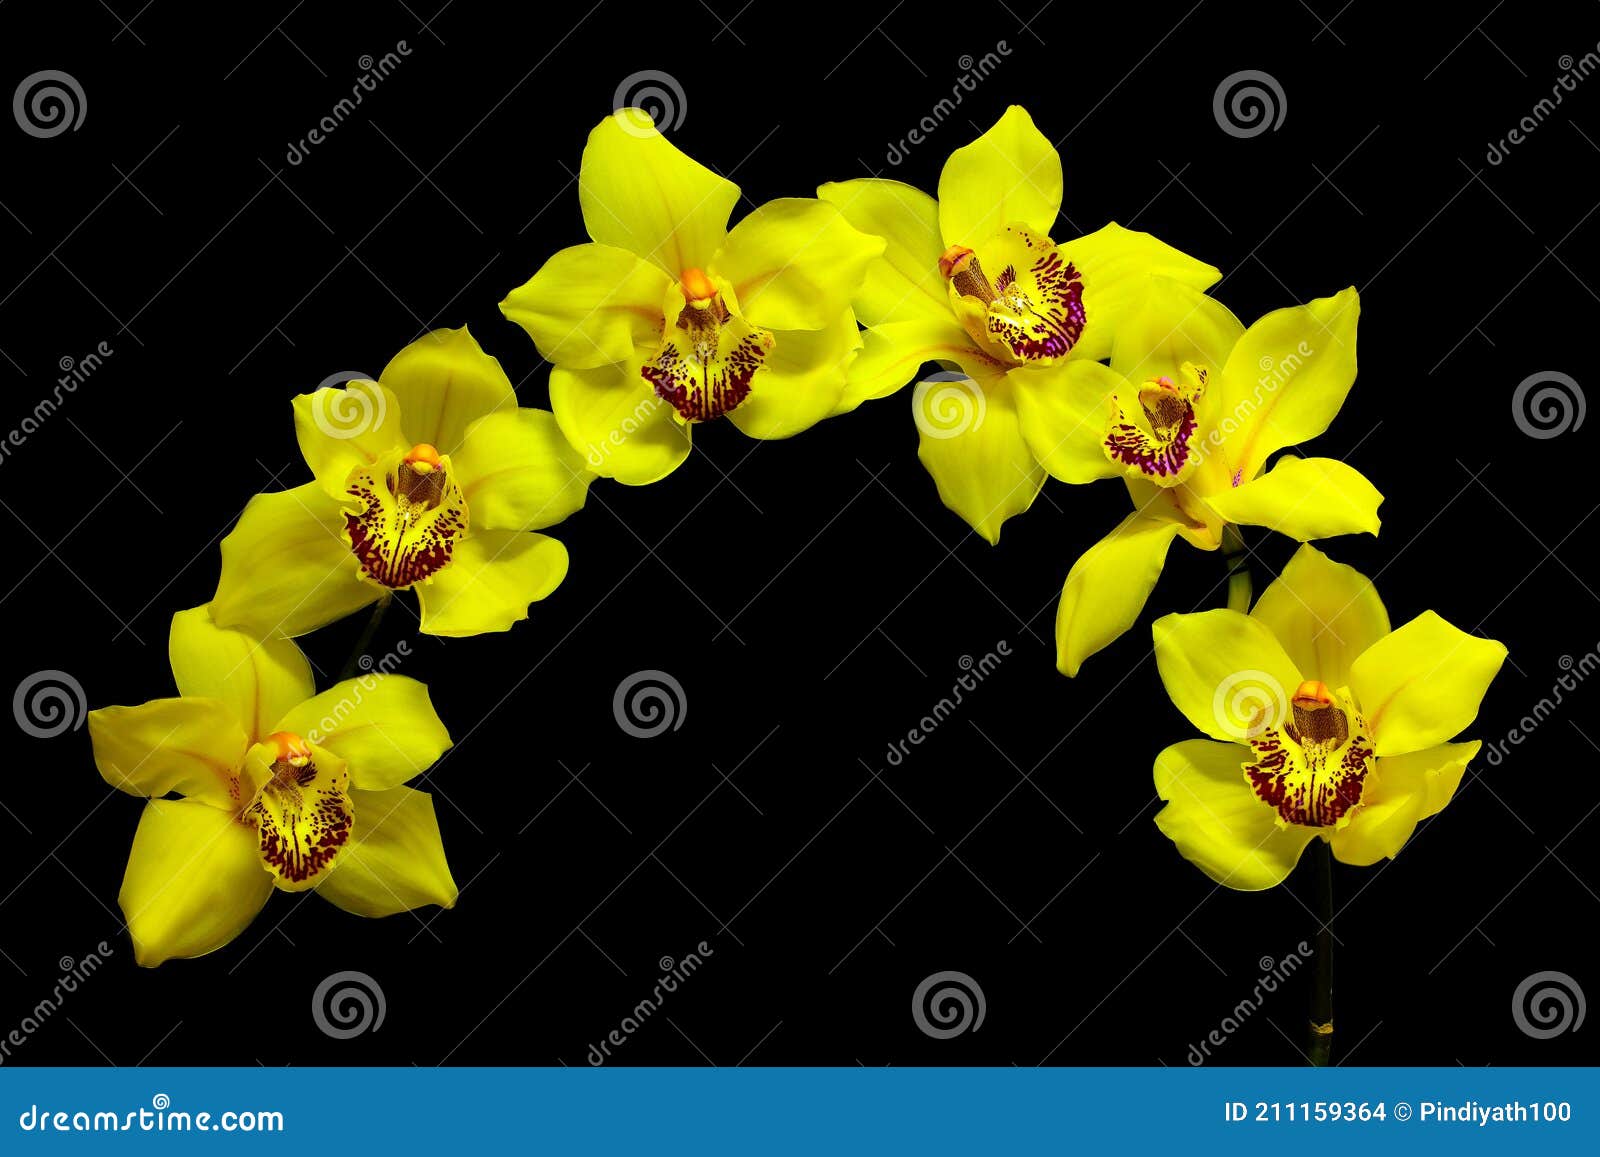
(87, 606, 456, 966)
(211, 326, 593, 638)
(818, 106, 1221, 543)
(1150, 544, 1506, 890)
(500, 108, 885, 485)
(1055, 283, 1382, 674)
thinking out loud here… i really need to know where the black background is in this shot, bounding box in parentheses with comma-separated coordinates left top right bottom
(1, 0, 1596, 1068)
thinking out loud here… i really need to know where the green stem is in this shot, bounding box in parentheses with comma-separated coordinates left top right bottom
(338, 594, 392, 682)
(1222, 525, 1252, 612)
(1308, 840, 1335, 1066)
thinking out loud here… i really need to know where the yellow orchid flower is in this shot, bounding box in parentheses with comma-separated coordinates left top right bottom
(210, 325, 593, 639)
(500, 108, 886, 485)
(1056, 283, 1383, 674)
(1149, 543, 1506, 890)
(818, 105, 1221, 543)
(86, 606, 457, 966)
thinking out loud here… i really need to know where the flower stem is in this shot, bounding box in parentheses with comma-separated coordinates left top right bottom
(1308, 839, 1335, 1066)
(1222, 525, 1252, 612)
(338, 594, 392, 683)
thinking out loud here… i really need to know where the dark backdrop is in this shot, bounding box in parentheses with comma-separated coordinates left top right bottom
(1, 0, 1596, 1067)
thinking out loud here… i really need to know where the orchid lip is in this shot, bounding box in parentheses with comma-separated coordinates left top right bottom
(343, 447, 469, 590)
(941, 224, 1085, 366)
(641, 277, 774, 423)
(1243, 686, 1372, 828)
(241, 734, 354, 889)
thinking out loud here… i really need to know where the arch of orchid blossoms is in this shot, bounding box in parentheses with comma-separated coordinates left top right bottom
(82, 104, 1505, 1065)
